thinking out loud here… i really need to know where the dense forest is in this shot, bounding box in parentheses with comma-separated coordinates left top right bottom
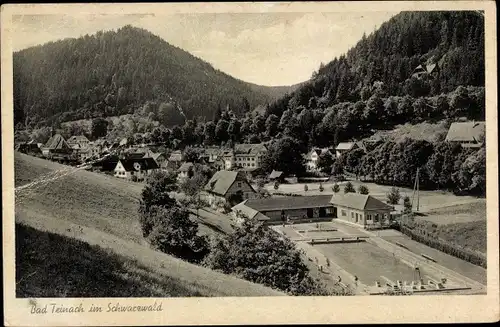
(13, 25, 294, 129)
(282, 11, 484, 111)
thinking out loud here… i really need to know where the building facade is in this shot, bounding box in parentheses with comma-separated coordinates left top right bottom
(231, 195, 334, 223)
(223, 143, 267, 170)
(203, 170, 257, 207)
(330, 193, 394, 228)
(114, 157, 159, 181)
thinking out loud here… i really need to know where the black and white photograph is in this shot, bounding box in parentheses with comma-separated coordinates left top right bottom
(2, 1, 498, 325)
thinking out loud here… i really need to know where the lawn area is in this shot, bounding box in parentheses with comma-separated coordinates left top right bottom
(15, 153, 144, 244)
(16, 223, 204, 297)
(418, 201, 486, 225)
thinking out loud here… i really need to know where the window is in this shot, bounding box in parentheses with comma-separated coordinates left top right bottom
(341, 210, 346, 216)
(131, 171, 134, 175)
(237, 182, 242, 188)
(251, 158, 255, 161)
(351, 212, 354, 218)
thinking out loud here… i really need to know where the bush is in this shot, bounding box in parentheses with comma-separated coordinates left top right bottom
(358, 185, 369, 194)
(274, 181, 280, 190)
(148, 206, 210, 264)
(386, 186, 401, 205)
(344, 182, 355, 193)
(319, 183, 324, 192)
(332, 183, 340, 193)
(304, 184, 309, 192)
(403, 195, 412, 213)
(203, 218, 330, 295)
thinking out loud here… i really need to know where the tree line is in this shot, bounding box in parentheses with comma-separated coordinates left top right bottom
(14, 25, 273, 129)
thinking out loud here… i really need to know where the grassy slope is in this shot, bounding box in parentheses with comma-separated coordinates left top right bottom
(14, 153, 283, 297)
(415, 202, 487, 253)
(368, 121, 449, 143)
(16, 223, 203, 297)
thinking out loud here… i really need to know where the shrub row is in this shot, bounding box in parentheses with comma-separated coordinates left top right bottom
(273, 192, 303, 197)
(399, 224, 486, 268)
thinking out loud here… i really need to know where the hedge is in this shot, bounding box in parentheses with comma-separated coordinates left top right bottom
(398, 224, 486, 268)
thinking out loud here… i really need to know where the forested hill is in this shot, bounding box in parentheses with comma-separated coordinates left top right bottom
(269, 11, 484, 115)
(13, 25, 283, 128)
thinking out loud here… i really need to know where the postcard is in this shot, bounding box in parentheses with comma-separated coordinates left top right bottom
(2, 1, 498, 326)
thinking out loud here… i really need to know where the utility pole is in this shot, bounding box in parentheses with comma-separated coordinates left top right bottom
(411, 167, 420, 213)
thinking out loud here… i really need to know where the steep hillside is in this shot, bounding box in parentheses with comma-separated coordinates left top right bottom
(14, 153, 284, 296)
(262, 11, 484, 147)
(13, 25, 289, 129)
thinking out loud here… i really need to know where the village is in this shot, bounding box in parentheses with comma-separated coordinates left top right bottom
(10, 7, 492, 305)
(14, 120, 487, 295)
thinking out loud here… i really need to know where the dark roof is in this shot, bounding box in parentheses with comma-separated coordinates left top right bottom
(126, 152, 147, 160)
(244, 195, 333, 212)
(234, 143, 267, 155)
(445, 122, 485, 143)
(329, 193, 393, 211)
(204, 170, 252, 196)
(117, 157, 159, 172)
(44, 134, 71, 150)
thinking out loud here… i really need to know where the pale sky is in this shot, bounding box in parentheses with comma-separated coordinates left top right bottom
(12, 12, 398, 86)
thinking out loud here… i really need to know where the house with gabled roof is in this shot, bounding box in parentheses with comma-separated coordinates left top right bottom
(268, 170, 284, 182)
(67, 135, 90, 149)
(202, 170, 257, 207)
(330, 193, 394, 228)
(166, 150, 184, 171)
(114, 157, 159, 181)
(42, 134, 72, 156)
(232, 195, 334, 224)
(335, 142, 359, 158)
(445, 121, 485, 148)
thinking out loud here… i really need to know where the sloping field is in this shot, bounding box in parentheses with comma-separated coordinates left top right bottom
(369, 121, 449, 143)
(14, 153, 283, 297)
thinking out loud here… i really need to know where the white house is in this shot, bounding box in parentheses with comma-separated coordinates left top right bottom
(305, 148, 334, 172)
(114, 157, 159, 181)
(223, 143, 268, 171)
